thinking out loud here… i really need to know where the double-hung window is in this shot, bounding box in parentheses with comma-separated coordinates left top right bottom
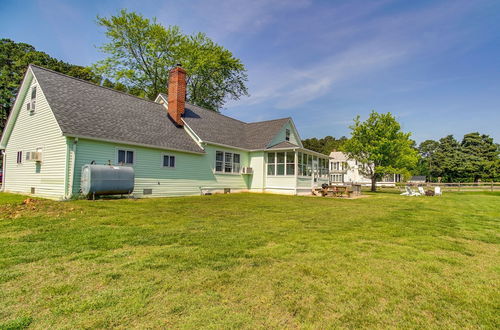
(285, 128, 290, 141)
(286, 152, 295, 175)
(215, 151, 241, 174)
(267, 153, 275, 175)
(276, 152, 285, 175)
(163, 155, 175, 168)
(117, 149, 134, 165)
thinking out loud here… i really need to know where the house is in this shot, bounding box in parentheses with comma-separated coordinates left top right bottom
(329, 151, 401, 186)
(0, 65, 329, 200)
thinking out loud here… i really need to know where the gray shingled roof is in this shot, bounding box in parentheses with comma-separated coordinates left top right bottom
(267, 141, 299, 149)
(31, 65, 293, 153)
(31, 65, 204, 153)
(183, 103, 291, 150)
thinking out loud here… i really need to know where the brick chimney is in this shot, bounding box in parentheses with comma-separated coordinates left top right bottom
(167, 64, 186, 126)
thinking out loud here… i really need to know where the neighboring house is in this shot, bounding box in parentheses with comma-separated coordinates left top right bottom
(329, 151, 401, 186)
(408, 176, 426, 184)
(0, 65, 329, 200)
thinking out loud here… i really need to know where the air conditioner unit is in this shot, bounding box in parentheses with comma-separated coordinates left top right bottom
(25, 151, 42, 162)
(241, 167, 253, 174)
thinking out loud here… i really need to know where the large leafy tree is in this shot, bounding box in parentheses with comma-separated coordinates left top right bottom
(343, 111, 418, 192)
(0, 38, 101, 132)
(94, 10, 249, 110)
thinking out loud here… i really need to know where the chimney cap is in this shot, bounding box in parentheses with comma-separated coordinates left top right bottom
(176, 63, 182, 67)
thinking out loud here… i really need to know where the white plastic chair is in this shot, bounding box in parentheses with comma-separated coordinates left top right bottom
(418, 186, 426, 195)
(435, 186, 442, 196)
(401, 186, 419, 196)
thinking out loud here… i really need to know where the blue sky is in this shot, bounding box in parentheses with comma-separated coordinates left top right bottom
(1, 0, 499, 143)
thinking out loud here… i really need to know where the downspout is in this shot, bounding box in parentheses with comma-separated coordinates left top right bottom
(1, 150, 6, 192)
(69, 138, 78, 198)
(262, 152, 266, 192)
(64, 141, 70, 198)
(294, 149, 298, 195)
(65, 138, 78, 199)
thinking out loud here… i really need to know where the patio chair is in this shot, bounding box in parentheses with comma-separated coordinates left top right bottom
(435, 186, 442, 196)
(418, 186, 426, 195)
(400, 186, 415, 196)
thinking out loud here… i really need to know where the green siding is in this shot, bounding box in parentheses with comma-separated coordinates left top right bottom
(269, 121, 301, 147)
(248, 152, 265, 191)
(3, 74, 68, 199)
(71, 140, 250, 197)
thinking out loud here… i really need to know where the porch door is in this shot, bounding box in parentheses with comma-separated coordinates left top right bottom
(312, 159, 319, 187)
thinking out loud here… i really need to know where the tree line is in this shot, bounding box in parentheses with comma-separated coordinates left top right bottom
(301, 128, 499, 185)
(417, 133, 499, 182)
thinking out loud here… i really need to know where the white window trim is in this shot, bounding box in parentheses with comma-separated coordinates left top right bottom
(116, 148, 135, 166)
(162, 154, 176, 168)
(29, 85, 37, 114)
(214, 150, 241, 174)
(266, 151, 295, 177)
(16, 150, 23, 165)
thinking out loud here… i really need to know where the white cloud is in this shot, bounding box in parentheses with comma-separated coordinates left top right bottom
(230, 0, 478, 110)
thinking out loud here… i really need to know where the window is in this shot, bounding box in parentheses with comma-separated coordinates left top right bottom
(267, 151, 295, 176)
(298, 152, 304, 176)
(163, 155, 175, 168)
(215, 151, 241, 174)
(30, 86, 36, 112)
(307, 154, 312, 176)
(17, 151, 23, 164)
(330, 174, 344, 183)
(224, 152, 233, 173)
(286, 152, 295, 175)
(267, 153, 275, 175)
(276, 152, 285, 175)
(216, 151, 223, 172)
(117, 149, 134, 165)
(285, 128, 290, 141)
(320, 158, 329, 178)
(233, 153, 240, 173)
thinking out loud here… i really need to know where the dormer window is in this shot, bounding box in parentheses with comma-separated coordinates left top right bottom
(285, 128, 290, 141)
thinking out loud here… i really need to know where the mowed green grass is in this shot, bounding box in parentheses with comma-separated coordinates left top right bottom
(0, 192, 498, 329)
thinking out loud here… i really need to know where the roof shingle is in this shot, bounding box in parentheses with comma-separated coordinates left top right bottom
(183, 104, 290, 150)
(31, 65, 293, 153)
(31, 65, 204, 153)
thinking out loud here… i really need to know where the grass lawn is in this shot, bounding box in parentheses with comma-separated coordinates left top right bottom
(0, 192, 499, 329)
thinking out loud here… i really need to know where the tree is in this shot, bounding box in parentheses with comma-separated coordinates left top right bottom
(94, 10, 249, 110)
(302, 136, 348, 155)
(417, 139, 440, 181)
(432, 135, 463, 182)
(0, 38, 101, 132)
(343, 111, 418, 192)
(460, 133, 499, 181)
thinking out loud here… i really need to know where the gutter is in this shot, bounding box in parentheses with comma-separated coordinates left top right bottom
(63, 134, 205, 155)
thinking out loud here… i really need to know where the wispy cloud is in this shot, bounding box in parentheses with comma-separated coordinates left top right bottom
(228, 0, 478, 110)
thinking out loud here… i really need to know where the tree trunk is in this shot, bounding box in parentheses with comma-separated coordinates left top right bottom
(371, 175, 377, 192)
